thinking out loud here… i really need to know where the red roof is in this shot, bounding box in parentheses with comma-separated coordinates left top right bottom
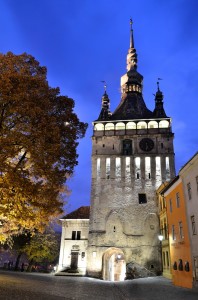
(62, 206, 90, 219)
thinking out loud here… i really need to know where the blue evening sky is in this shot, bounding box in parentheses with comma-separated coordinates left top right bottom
(1, 0, 198, 213)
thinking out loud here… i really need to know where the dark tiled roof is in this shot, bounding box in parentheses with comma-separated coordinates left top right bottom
(62, 206, 90, 219)
(111, 92, 153, 120)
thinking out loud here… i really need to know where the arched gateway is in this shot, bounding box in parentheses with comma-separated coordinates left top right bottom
(102, 248, 126, 281)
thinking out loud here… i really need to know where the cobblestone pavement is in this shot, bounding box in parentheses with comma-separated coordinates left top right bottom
(0, 270, 198, 300)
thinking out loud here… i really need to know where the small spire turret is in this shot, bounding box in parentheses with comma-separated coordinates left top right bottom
(153, 79, 167, 118)
(97, 83, 111, 120)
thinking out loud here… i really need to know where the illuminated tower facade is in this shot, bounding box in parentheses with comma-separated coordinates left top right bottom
(87, 20, 175, 280)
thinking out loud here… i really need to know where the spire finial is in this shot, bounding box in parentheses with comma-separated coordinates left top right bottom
(101, 80, 107, 93)
(157, 78, 162, 91)
(130, 18, 134, 48)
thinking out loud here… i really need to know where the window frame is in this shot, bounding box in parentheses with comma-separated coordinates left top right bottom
(178, 221, 184, 239)
(138, 193, 147, 204)
(172, 224, 176, 240)
(196, 176, 198, 192)
(122, 139, 132, 155)
(187, 182, 192, 200)
(191, 215, 197, 235)
(169, 199, 172, 213)
(176, 192, 180, 208)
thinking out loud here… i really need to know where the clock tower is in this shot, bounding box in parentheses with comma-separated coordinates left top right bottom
(86, 20, 175, 280)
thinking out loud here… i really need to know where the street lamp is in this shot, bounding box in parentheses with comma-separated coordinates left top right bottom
(158, 235, 164, 242)
(158, 234, 164, 275)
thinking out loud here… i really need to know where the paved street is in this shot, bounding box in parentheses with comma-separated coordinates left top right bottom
(0, 270, 198, 300)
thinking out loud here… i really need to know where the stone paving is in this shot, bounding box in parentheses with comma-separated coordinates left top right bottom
(0, 270, 198, 300)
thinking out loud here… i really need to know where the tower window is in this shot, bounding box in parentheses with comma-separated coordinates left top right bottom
(106, 158, 110, 178)
(72, 231, 81, 240)
(139, 193, 147, 204)
(72, 231, 76, 240)
(161, 143, 163, 149)
(123, 139, 132, 155)
(77, 231, 81, 240)
(103, 144, 105, 147)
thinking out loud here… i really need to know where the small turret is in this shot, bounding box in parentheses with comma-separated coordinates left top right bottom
(153, 80, 167, 118)
(97, 82, 111, 120)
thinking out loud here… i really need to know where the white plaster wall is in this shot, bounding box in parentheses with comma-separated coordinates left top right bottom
(58, 219, 89, 274)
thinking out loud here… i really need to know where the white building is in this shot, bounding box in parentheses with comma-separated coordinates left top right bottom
(57, 206, 89, 275)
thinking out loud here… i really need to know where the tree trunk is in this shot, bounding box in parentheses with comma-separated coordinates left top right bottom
(26, 258, 34, 272)
(14, 253, 22, 271)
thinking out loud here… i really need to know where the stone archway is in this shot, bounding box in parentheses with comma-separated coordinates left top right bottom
(102, 247, 126, 281)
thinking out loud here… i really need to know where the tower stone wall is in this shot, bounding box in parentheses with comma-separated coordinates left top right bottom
(86, 20, 175, 280)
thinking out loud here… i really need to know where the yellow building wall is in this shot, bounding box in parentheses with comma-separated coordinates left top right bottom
(157, 183, 172, 279)
(165, 180, 193, 288)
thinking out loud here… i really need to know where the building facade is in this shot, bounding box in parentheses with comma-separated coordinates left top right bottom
(179, 152, 198, 284)
(163, 177, 193, 288)
(58, 206, 90, 275)
(86, 20, 175, 280)
(157, 182, 172, 279)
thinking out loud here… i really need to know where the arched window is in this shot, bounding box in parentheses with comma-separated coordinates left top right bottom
(137, 121, 147, 129)
(94, 123, 104, 131)
(159, 120, 169, 128)
(148, 121, 158, 129)
(123, 139, 132, 155)
(115, 122, 125, 130)
(126, 122, 136, 129)
(105, 123, 114, 130)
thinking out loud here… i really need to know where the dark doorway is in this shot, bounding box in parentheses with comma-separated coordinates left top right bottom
(70, 252, 79, 271)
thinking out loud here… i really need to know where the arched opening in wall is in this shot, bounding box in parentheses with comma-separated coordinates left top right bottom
(105, 123, 114, 130)
(159, 120, 169, 128)
(102, 247, 126, 281)
(148, 121, 158, 129)
(137, 121, 147, 129)
(126, 122, 136, 130)
(94, 123, 104, 131)
(115, 122, 125, 130)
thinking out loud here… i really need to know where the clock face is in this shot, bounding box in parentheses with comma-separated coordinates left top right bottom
(139, 138, 154, 152)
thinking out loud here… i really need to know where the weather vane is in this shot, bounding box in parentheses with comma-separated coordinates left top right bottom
(157, 77, 162, 90)
(101, 81, 107, 92)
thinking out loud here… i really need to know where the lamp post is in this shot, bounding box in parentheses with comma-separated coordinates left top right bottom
(158, 234, 164, 275)
(158, 235, 164, 242)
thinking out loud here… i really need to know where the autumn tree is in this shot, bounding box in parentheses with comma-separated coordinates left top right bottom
(0, 52, 87, 243)
(23, 230, 60, 272)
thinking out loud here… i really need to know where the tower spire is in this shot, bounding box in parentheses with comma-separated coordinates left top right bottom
(130, 18, 134, 48)
(126, 18, 137, 71)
